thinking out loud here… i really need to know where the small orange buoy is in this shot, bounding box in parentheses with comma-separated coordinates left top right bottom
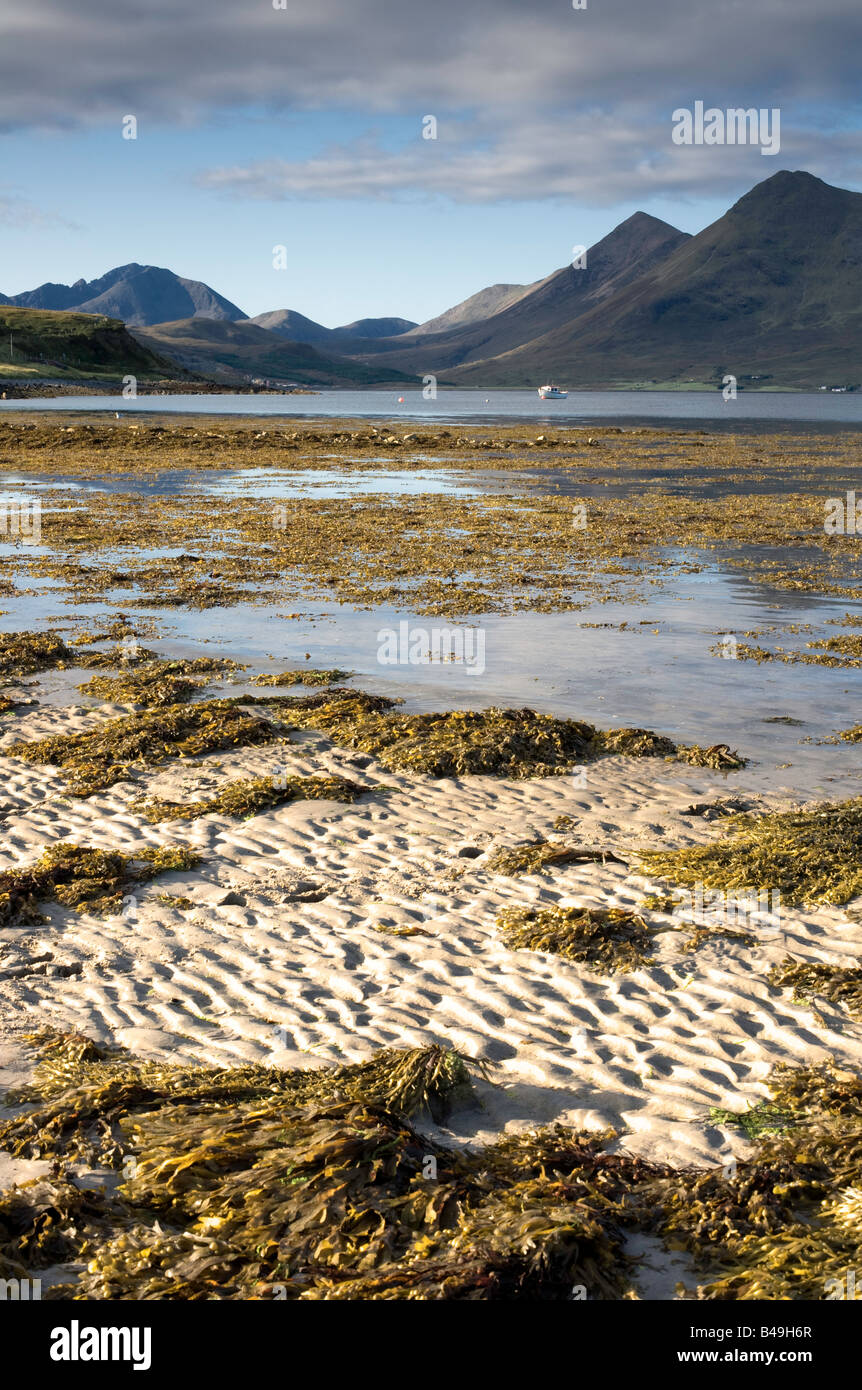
(397, 396, 405, 403)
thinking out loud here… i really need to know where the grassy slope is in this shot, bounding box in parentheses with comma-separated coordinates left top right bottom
(0, 305, 178, 381)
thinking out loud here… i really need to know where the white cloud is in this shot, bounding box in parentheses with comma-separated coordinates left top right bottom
(0, 0, 860, 129)
(0, 191, 78, 228)
(2, 0, 860, 205)
(196, 117, 862, 205)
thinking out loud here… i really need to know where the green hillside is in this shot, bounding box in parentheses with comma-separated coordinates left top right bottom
(0, 305, 177, 380)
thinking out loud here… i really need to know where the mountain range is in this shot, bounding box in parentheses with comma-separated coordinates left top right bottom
(337, 171, 862, 388)
(3, 171, 859, 389)
(0, 264, 246, 328)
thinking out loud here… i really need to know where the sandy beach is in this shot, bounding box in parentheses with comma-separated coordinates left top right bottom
(0, 415, 860, 1302)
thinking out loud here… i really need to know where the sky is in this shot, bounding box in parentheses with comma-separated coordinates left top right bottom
(0, 0, 860, 327)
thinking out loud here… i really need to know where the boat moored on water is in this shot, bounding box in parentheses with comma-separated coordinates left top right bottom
(537, 384, 568, 399)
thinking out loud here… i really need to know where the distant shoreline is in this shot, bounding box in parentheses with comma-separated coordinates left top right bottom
(0, 379, 319, 400)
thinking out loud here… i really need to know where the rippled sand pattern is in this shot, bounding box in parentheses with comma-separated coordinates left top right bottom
(2, 700, 861, 1169)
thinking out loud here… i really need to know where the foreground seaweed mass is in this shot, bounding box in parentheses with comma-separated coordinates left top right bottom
(2, 1030, 861, 1300)
(639, 798, 862, 906)
(0, 844, 200, 925)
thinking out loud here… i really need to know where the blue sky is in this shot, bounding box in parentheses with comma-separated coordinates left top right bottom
(1, 0, 860, 326)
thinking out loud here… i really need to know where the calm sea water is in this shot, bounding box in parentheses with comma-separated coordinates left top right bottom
(3, 388, 862, 427)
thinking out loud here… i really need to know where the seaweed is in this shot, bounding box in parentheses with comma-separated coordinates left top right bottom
(3, 421, 860, 620)
(0, 627, 167, 678)
(0, 1178, 121, 1273)
(8, 699, 282, 794)
(496, 904, 655, 973)
(487, 839, 627, 876)
(599, 727, 677, 758)
(707, 1100, 795, 1140)
(674, 744, 747, 771)
(767, 958, 862, 1018)
(0, 842, 201, 926)
(136, 773, 369, 823)
(79, 669, 198, 707)
(649, 1063, 862, 1299)
(251, 669, 353, 688)
(77, 657, 242, 708)
(680, 925, 756, 953)
(638, 893, 678, 912)
(0, 1029, 656, 1301)
(639, 798, 862, 907)
(280, 693, 745, 779)
(4, 1030, 862, 1301)
(290, 700, 600, 779)
(0, 630, 74, 677)
(373, 923, 434, 938)
(835, 724, 862, 744)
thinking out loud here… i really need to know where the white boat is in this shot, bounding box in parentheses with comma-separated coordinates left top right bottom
(537, 384, 568, 399)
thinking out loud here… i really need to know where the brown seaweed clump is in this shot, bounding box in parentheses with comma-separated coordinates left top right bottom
(0, 843, 200, 926)
(78, 657, 242, 708)
(639, 798, 862, 907)
(136, 773, 369, 823)
(4, 1030, 862, 1300)
(835, 723, 862, 744)
(280, 693, 745, 778)
(673, 743, 747, 771)
(0, 628, 165, 678)
(8, 699, 282, 794)
(680, 925, 756, 953)
(0, 1028, 661, 1301)
(291, 699, 600, 778)
(487, 840, 627, 876)
(251, 668, 353, 688)
(0, 630, 74, 678)
(497, 904, 655, 973)
(599, 727, 677, 758)
(767, 959, 862, 1018)
(79, 668, 199, 708)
